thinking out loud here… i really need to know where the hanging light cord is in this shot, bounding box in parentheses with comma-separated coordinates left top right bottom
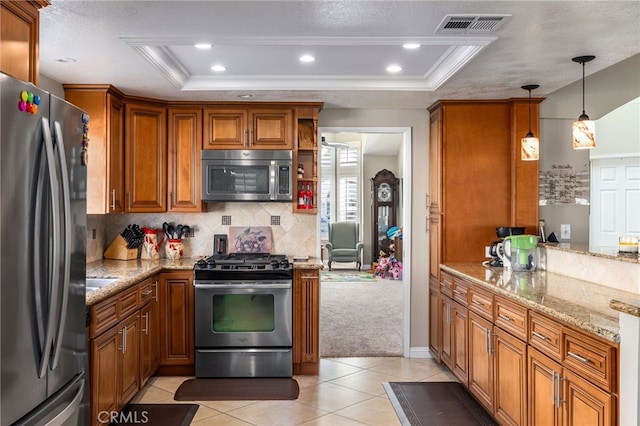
(581, 61, 586, 117)
(528, 88, 533, 134)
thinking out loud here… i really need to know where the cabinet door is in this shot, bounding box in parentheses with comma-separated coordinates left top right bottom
(452, 303, 469, 386)
(118, 313, 140, 405)
(428, 108, 442, 284)
(293, 269, 320, 375)
(249, 109, 292, 149)
(440, 296, 453, 368)
(159, 272, 194, 365)
(0, 1, 43, 85)
(428, 287, 440, 362)
(139, 296, 159, 386)
(168, 108, 202, 212)
(203, 108, 247, 149)
(494, 327, 527, 426)
(124, 102, 166, 212)
(563, 369, 615, 426)
(468, 311, 494, 413)
(91, 326, 119, 426)
(107, 95, 125, 212)
(528, 347, 562, 426)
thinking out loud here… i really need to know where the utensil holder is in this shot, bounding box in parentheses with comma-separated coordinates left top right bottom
(103, 235, 138, 260)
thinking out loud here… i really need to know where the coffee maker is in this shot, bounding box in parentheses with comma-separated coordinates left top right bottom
(487, 226, 525, 267)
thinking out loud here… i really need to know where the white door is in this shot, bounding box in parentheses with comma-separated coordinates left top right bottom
(590, 156, 640, 250)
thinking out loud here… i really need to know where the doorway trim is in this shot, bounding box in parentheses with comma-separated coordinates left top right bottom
(318, 126, 412, 357)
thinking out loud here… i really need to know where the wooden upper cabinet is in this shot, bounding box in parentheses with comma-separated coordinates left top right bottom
(168, 108, 203, 212)
(204, 107, 293, 150)
(0, 0, 48, 85)
(64, 86, 125, 214)
(124, 101, 167, 212)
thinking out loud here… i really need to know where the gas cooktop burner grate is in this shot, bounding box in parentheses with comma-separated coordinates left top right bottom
(194, 253, 291, 275)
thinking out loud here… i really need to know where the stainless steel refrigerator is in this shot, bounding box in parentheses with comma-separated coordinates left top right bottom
(1, 72, 88, 425)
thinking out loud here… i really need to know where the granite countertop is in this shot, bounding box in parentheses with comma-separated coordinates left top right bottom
(86, 256, 323, 306)
(442, 263, 640, 343)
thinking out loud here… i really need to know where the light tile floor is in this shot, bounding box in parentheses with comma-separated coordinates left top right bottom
(132, 357, 457, 425)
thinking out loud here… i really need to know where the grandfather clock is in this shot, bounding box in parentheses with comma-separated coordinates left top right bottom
(371, 169, 398, 261)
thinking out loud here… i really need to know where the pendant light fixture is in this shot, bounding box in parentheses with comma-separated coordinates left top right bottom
(572, 55, 596, 149)
(521, 84, 540, 161)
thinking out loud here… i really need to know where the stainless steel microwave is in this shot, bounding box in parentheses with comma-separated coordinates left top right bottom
(201, 150, 293, 202)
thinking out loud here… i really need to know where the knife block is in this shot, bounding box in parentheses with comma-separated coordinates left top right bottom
(104, 235, 138, 260)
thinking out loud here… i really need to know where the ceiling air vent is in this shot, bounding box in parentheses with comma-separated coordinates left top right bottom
(435, 14, 510, 34)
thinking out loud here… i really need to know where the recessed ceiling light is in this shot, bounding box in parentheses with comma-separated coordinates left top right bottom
(211, 65, 227, 72)
(386, 64, 402, 73)
(56, 57, 77, 63)
(403, 43, 421, 49)
(299, 55, 316, 63)
(195, 43, 212, 49)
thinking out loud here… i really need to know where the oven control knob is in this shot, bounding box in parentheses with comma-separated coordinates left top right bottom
(206, 259, 216, 269)
(269, 259, 280, 269)
(196, 259, 207, 268)
(279, 259, 290, 269)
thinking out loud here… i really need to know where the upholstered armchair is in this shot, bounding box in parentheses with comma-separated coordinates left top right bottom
(325, 222, 364, 271)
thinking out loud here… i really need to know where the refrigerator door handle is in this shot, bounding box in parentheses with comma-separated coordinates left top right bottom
(50, 121, 72, 370)
(44, 379, 84, 426)
(38, 117, 62, 379)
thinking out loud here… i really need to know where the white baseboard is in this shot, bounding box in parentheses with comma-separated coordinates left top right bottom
(408, 347, 433, 358)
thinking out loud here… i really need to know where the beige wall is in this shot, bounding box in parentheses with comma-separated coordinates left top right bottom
(319, 108, 430, 351)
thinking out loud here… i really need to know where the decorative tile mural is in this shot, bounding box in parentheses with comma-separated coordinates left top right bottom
(87, 202, 318, 262)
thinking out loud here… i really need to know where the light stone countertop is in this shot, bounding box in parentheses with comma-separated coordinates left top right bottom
(442, 263, 640, 343)
(86, 256, 323, 306)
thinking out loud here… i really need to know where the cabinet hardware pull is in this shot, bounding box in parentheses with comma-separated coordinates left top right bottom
(551, 371, 556, 405)
(472, 300, 484, 307)
(153, 281, 158, 301)
(498, 313, 513, 322)
(119, 326, 127, 354)
(532, 331, 548, 341)
(453, 289, 464, 295)
(249, 128, 253, 146)
(567, 351, 590, 364)
(127, 192, 131, 210)
(142, 290, 153, 296)
(556, 373, 565, 407)
(300, 275, 318, 280)
(142, 313, 149, 335)
(244, 129, 248, 147)
(485, 328, 490, 354)
(111, 189, 116, 210)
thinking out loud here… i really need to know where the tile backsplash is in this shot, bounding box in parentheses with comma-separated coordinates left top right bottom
(86, 202, 318, 263)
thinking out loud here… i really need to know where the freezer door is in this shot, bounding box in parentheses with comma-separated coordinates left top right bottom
(1, 73, 52, 425)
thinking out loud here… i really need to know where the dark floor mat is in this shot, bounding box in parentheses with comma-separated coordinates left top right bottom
(384, 382, 498, 426)
(110, 403, 198, 426)
(174, 378, 299, 401)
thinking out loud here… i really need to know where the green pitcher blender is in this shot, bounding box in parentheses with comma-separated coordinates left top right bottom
(498, 235, 539, 271)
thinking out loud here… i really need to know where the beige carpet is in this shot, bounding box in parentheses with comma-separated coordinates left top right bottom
(320, 274, 403, 357)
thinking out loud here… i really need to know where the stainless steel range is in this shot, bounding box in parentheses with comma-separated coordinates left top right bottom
(193, 253, 293, 378)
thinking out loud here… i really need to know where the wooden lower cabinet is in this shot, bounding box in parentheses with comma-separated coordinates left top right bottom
(494, 326, 527, 426)
(428, 286, 440, 362)
(158, 271, 194, 369)
(90, 311, 140, 426)
(452, 301, 469, 385)
(440, 295, 453, 368)
(468, 311, 495, 412)
(528, 347, 616, 426)
(293, 269, 320, 375)
(139, 284, 160, 385)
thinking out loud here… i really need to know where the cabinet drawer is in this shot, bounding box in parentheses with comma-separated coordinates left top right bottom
(90, 296, 118, 338)
(139, 278, 156, 305)
(468, 285, 493, 320)
(452, 278, 469, 306)
(119, 285, 139, 319)
(563, 328, 617, 392)
(440, 272, 454, 298)
(528, 311, 562, 362)
(494, 296, 527, 340)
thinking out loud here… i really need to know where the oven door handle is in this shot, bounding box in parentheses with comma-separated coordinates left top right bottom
(194, 282, 291, 289)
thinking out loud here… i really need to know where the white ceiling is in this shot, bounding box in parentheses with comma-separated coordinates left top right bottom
(39, 1, 640, 110)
